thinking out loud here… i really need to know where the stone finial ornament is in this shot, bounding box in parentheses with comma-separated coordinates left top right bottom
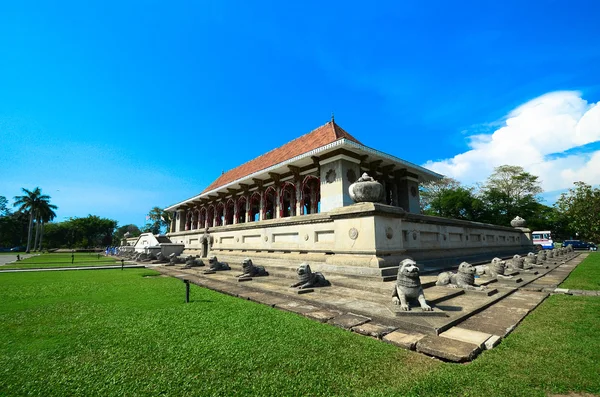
(237, 258, 268, 278)
(290, 263, 330, 289)
(208, 256, 230, 271)
(348, 173, 384, 203)
(436, 262, 487, 291)
(510, 216, 527, 228)
(392, 259, 432, 311)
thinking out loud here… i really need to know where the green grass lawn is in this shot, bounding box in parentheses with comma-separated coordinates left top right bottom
(0, 253, 119, 269)
(560, 252, 600, 290)
(1, 269, 599, 396)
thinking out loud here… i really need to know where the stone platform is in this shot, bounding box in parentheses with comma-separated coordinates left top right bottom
(148, 252, 586, 362)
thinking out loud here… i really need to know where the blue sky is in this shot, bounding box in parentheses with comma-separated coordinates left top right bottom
(1, 1, 599, 227)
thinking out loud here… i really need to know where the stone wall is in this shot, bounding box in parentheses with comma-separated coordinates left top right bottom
(167, 202, 532, 277)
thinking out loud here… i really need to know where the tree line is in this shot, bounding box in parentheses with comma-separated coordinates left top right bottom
(1, 172, 597, 250)
(0, 188, 171, 251)
(420, 165, 600, 242)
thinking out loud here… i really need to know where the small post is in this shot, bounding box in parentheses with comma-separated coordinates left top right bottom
(97, 253, 100, 260)
(71, 253, 74, 265)
(183, 279, 190, 303)
(121, 259, 124, 270)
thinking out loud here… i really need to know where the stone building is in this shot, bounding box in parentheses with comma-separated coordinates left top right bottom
(165, 120, 532, 277)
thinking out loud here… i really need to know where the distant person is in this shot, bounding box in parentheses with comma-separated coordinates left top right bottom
(71, 253, 74, 264)
(16, 254, 20, 261)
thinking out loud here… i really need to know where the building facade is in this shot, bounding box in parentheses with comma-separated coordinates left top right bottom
(165, 120, 531, 276)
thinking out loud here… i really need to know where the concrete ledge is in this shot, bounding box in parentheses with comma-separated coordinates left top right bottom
(416, 336, 481, 362)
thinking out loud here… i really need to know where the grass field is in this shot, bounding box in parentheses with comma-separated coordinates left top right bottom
(0, 253, 119, 269)
(1, 267, 600, 396)
(560, 252, 600, 290)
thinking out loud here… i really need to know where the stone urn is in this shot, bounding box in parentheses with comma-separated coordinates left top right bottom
(349, 173, 384, 203)
(510, 216, 527, 228)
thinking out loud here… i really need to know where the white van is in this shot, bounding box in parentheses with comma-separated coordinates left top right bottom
(532, 231, 553, 250)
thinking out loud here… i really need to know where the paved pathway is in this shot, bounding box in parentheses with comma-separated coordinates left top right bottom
(151, 252, 589, 362)
(0, 254, 36, 266)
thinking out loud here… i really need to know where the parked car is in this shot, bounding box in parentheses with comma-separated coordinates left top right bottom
(10, 246, 25, 252)
(562, 240, 597, 251)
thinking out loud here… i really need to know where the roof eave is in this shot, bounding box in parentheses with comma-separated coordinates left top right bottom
(164, 139, 443, 211)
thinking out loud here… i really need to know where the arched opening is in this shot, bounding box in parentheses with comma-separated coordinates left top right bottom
(264, 186, 277, 220)
(225, 199, 235, 225)
(236, 196, 247, 223)
(191, 209, 199, 230)
(199, 207, 207, 229)
(249, 192, 261, 222)
(185, 211, 192, 231)
(206, 206, 215, 228)
(302, 175, 320, 215)
(215, 202, 225, 226)
(280, 182, 296, 217)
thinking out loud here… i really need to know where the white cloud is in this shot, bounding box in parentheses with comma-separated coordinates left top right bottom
(424, 91, 600, 195)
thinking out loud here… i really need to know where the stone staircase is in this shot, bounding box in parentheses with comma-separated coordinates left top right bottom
(147, 252, 586, 363)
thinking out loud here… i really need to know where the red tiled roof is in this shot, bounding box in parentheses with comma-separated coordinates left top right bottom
(201, 121, 362, 194)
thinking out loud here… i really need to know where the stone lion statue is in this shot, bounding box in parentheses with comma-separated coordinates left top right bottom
(152, 252, 169, 264)
(507, 254, 531, 270)
(290, 263, 330, 289)
(237, 258, 268, 278)
(392, 258, 432, 311)
(208, 256, 230, 271)
(538, 250, 547, 261)
(436, 262, 486, 291)
(479, 257, 513, 279)
(184, 255, 204, 269)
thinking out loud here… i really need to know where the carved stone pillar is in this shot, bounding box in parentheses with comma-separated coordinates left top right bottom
(246, 199, 251, 223)
(259, 193, 265, 221)
(276, 185, 282, 218)
(170, 211, 176, 233)
(233, 200, 238, 225)
(176, 209, 185, 232)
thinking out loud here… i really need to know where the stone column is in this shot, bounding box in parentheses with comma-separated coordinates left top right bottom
(319, 155, 361, 212)
(259, 192, 265, 221)
(391, 181, 399, 207)
(170, 211, 176, 233)
(246, 199, 251, 223)
(176, 209, 185, 232)
(213, 205, 218, 227)
(275, 185, 282, 218)
(397, 170, 421, 214)
(295, 180, 302, 216)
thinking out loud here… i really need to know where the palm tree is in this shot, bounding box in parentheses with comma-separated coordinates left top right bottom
(13, 188, 56, 253)
(34, 200, 57, 251)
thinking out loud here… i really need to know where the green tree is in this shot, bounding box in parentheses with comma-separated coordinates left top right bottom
(13, 188, 56, 253)
(144, 207, 171, 234)
(479, 165, 543, 226)
(427, 187, 485, 221)
(420, 177, 462, 213)
(555, 182, 600, 242)
(0, 196, 10, 216)
(113, 224, 141, 244)
(34, 200, 58, 251)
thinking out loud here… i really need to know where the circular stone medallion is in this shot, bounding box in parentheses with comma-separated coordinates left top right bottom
(385, 227, 393, 239)
(349, 227, 359, 240)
